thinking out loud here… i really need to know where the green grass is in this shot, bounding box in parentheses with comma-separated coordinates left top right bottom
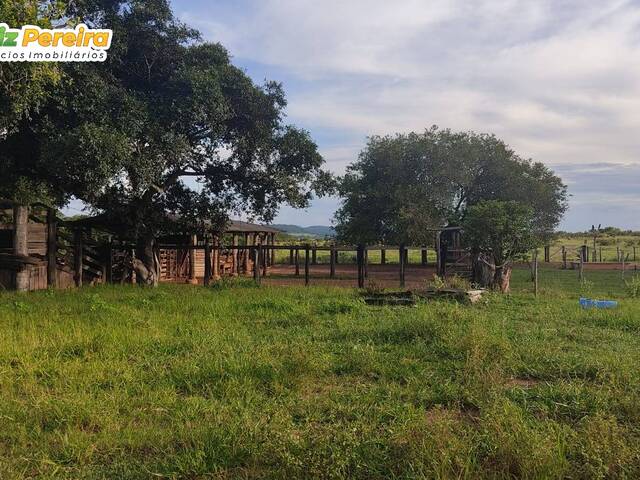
(1, 271, 640, 478)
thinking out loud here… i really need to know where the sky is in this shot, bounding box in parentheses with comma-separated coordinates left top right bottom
(171, 1, 639, 230)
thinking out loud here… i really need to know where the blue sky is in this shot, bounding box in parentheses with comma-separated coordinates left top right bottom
(170, 1, 640, 230)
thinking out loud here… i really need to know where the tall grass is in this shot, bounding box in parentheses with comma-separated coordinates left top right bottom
(0, 276, 639, 478)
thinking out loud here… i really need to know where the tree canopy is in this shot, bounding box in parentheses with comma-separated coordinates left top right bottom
(1, 0, 333, 282)
(335, 127, 567, 245)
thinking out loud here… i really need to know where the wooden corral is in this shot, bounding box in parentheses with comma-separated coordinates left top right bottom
(157, 221, 281, 283)
(0, 203, 78, 291)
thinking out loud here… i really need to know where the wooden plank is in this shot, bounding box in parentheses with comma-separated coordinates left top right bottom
(47, 209, 57, 288)
(74, 229, 83, 288)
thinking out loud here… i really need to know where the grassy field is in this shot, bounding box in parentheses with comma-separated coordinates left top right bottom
(1, 270, 639, 478)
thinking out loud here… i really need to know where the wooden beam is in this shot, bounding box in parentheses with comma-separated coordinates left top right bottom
(188, 234, 198, 284)
(13, 205, 30, 291)
(204, 238, 211, 286)
(74, 229, 83, 288)
(231, 234, 239, 277)
(330, 244, 336, 278)
(46, 208, 57, 288)
(304, 244, 310, 286)
(212, 235, 220, 280)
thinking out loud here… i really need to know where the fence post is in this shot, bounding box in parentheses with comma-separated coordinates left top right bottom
(330, 244, 336, 278)
(311, 245, 317, 265)
(581, 245, 588, 263)
(294, 247, 300, 276)
(106, 240, 113, 284)
(533, 250, 538, 297)
(253, 246, 261, 284)
(305, 244, 310, 286)
(204, 239, 212, 286)
(262, 241, 268, 277)
(381, 247, 386, 265)
(421, 246, 427, 265)
(289, 248, 294, 265)
(622, 251, 626, 280)
(579, 251, 584, 283)
(562, 246, 567, 269)
(357, 244, 365, 288)
(46, 208, 58, 288)
(399, 243, 406, 289)
(74, 229, 83, 288)
(364, 247, 368, 278)
(634, 246, 637, 262)
(544, 245, 550, 263)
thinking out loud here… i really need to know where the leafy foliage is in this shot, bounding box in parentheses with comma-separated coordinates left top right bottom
(335, 127, 567, 244)
(2, 0, 333, 238)
(462, 200, 539, 266)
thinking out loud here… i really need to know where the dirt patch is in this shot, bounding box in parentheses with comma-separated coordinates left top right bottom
(505, 377, 541, 389)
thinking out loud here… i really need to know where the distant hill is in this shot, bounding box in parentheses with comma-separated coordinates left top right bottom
(272, 224, 336, 238)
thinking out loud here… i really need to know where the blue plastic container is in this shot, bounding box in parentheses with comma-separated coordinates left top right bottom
(579, 298, 618, 309)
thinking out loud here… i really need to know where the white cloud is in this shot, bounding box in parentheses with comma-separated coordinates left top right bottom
(177, 0, 640, 229)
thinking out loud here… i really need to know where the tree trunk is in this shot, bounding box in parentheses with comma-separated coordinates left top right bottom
(134, 234, 159, 286)
(13, 205, 30, 292)
(471, 251, 493, 288)
(493, 265, 512, 293)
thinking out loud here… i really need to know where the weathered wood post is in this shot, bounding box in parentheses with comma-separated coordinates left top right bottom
(617, 246, 620, 262)
(581, 245, 588, 264)
(13, 205, 30, 292)
(634, 246, 637, 262)
(289, 248, 294, 265)
(212, 235, 220, 280)
(578, 251, 584, 283)
(622, 251, 626, 280)
(231, 234, 239, 276)
(106, 240, 113, 284)
(188, 234, 198, 284)
(304, 244, 310, 286)
(46, 208, 57, 288)
(330, 244, 336, 278)
(262, 235, 268, 277)
(544, 245, 550, 263)
(381, 247, 386, 265)
(204, 238, 212, 286)
(270, 233, 276, 266)
(74, 229, 83, 288)
(533, 250, 538, 297)
(363, 247, 368, 278)
(357, 244, 365, 288)
(253, 246, 260, 284)
(311, 243, 317, 265)
(562, 246, 567, 269)
(242, 233, 249, 273)
(295, 247, 300, 276)
(399, 243, 406, 289)
(599, 247, 602, 263)
(421, 246, 427, 266)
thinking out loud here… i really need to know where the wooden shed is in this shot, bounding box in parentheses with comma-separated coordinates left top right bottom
(0, 202, 80, 291)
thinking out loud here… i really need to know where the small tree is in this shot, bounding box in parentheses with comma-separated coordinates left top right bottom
(462, 200, 538, 293)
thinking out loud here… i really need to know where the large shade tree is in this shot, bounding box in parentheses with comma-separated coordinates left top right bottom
(4, 0, 332, 285)
(335, 127, 567, 245)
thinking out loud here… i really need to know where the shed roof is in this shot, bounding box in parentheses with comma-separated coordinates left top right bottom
(63, 213, 281, 235)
